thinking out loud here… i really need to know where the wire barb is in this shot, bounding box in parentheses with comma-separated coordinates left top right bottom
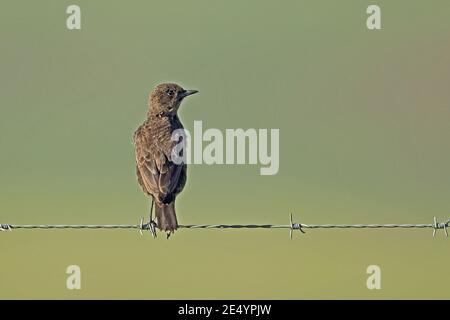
(289, 213, 305, 239)
(139, 217, 157, 238)
(139, 218, 145, 236)
(0, 224, 12, 231)
(432, 217, 449, 237)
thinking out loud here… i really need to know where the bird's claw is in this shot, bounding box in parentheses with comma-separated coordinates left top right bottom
(140, 217, 158, 238)
(149, 220, 158, 238)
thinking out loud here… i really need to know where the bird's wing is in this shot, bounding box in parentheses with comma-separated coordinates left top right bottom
(134, 129, 159, 196)
(134, 128, 184, 202)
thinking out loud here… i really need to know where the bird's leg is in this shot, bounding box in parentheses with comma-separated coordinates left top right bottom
(148, 197, 157, 238)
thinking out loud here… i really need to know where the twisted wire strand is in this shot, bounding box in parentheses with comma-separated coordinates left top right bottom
(0, 223, 438, 230)
(4, 224, 138, 230)
(1, 218, 449, 235)
(179, 223, 447, 229)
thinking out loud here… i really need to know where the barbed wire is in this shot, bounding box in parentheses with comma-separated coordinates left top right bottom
(1, 215, 448, 238)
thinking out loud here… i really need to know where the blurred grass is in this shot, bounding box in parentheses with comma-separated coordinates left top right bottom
(1, 228, 449, 299)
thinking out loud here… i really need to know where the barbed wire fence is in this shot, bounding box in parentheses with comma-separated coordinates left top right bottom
(1, 214, 448, 239)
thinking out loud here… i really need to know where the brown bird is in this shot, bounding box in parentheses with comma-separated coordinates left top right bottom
(134, 83, 198, 238)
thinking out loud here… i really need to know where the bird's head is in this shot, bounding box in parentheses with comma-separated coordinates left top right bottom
(148, 83, 198, 117)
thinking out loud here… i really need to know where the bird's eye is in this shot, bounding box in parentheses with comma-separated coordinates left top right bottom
(165, 89, 174, 97)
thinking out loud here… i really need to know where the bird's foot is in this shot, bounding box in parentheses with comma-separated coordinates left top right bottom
(149, 220, 158, 238)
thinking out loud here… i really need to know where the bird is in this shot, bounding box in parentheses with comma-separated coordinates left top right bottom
(133, 83, 198, 238)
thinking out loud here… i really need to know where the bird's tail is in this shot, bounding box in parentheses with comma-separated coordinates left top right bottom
(155, 202, 178, 233)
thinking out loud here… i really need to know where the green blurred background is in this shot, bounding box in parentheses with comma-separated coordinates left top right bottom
(1, 0, 449, 299)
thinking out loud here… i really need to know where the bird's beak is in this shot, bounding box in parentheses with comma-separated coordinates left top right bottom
(180, 90, 199, 99)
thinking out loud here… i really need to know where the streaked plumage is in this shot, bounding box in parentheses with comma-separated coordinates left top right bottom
(133, 83, 197, 236)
